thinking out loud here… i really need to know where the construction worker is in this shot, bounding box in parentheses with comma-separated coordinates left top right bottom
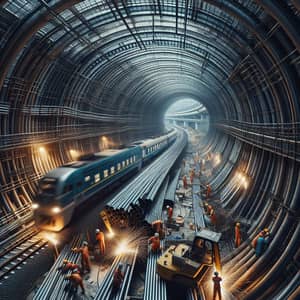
(255, 235, 266, 257)
(183, 175, 188, 189)
(234, 222, 241, 248)
(206, 184, 212, 199)
(152, 220, 164, 239)
(189, 169, 195, 184)
(251, 228, 269, 249)
(212, 271, 222, 300)
(65, 269, 85, 294)
(61, 259, 80, 273)
(182, 159, 186, 168)
(148, 232, 161, 253)
(95, 228, 105, 256)
(112, 263, 124, 294)
(209, 207, 217, 226)
(166, 205, 173, 221)
(72, 241, 91, 273)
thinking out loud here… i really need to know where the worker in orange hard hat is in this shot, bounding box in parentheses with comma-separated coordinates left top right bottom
(65, 269, 85, 294)
(152, 220, 164, 239)
(61, 259, 80, 273)
(210, 209, 217, 225)
(148, 232, 161, 253)
(166, 205, 173, 221)
(251, 228, 269, 249)
(183, 175, 188, 189)
(206, 184, 212, 199)
(212, 271, 222, 300)
(234, 222, 241, 248)
(189, 169, 195, 184)
(95, 228, 105, 256)
(72, 241, 91, 273)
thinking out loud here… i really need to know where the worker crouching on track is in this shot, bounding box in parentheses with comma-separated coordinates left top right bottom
(65, 269, 85, 295)
(72, 241, 91, 273)
(112, 263, 125, 294)
(148, 232, 161, 253)
(60, 259, 80, 273)
(95, 228, 105, 256)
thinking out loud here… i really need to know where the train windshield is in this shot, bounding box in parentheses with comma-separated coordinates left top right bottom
(39, 177, 57, 195)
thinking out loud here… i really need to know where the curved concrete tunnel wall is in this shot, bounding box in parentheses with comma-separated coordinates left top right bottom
(0, 1, 299, 299)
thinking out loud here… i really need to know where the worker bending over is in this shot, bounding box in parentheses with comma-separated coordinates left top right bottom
(95, 228, 105, 256)
(65, 269, 85, 295)
(72, 241, 91, 273)
(61, 260, 80, 273)
(148, 232, 161, 253)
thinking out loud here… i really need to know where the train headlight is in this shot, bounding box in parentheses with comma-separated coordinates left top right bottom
(52, 206, 61, 214)
(32, 203, 39, 210)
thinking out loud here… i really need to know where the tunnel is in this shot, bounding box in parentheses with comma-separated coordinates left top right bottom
(0, 1, 299, 299)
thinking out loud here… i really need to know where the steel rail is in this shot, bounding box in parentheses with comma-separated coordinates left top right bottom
(0, 233, 47, 281)
(143, 241, 167, 300)
(33, 235, 83, 300)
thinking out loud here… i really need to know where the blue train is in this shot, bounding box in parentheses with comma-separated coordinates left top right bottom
(33, 130, 177, 231)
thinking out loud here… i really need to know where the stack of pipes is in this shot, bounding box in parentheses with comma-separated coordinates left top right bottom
(102, 130, 187, 231)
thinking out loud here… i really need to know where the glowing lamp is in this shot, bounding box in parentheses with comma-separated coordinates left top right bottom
(32, 203, 39, 210)
(52, 206, 61, 214)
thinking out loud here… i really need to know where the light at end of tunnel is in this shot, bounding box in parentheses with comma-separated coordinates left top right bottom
(52, 206, 61, 214)
(32, 203, 39, 210)
(102, 136, 107, 141)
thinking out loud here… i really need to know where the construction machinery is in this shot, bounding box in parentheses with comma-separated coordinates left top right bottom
(156, 228, 222, 287)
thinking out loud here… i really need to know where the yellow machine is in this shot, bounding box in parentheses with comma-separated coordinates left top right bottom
(157, 228, 222, 287)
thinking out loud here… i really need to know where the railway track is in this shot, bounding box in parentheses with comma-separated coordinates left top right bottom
(0, 230, 48, 281)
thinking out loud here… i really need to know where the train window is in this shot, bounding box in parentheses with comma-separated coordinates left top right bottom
(85, 176, 90, 182)
(130, 157, 133, 163)
(39, 177, 57, 195)
(117, 163, 121, 170)
(104, 170, 109, 178)
(95, 173, 100, 183)
(133, 156, 136, 162)
(126, 159, 129, 165)
(122, 161, 126, 167)
(111, 166, 115, 174)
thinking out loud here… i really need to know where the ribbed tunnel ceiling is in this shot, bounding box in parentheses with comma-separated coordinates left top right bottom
(1, 0, 298, 127)
(0, 1, 300, 299)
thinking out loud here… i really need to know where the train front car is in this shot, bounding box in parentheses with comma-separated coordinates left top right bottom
(33, 167, 77, 232)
